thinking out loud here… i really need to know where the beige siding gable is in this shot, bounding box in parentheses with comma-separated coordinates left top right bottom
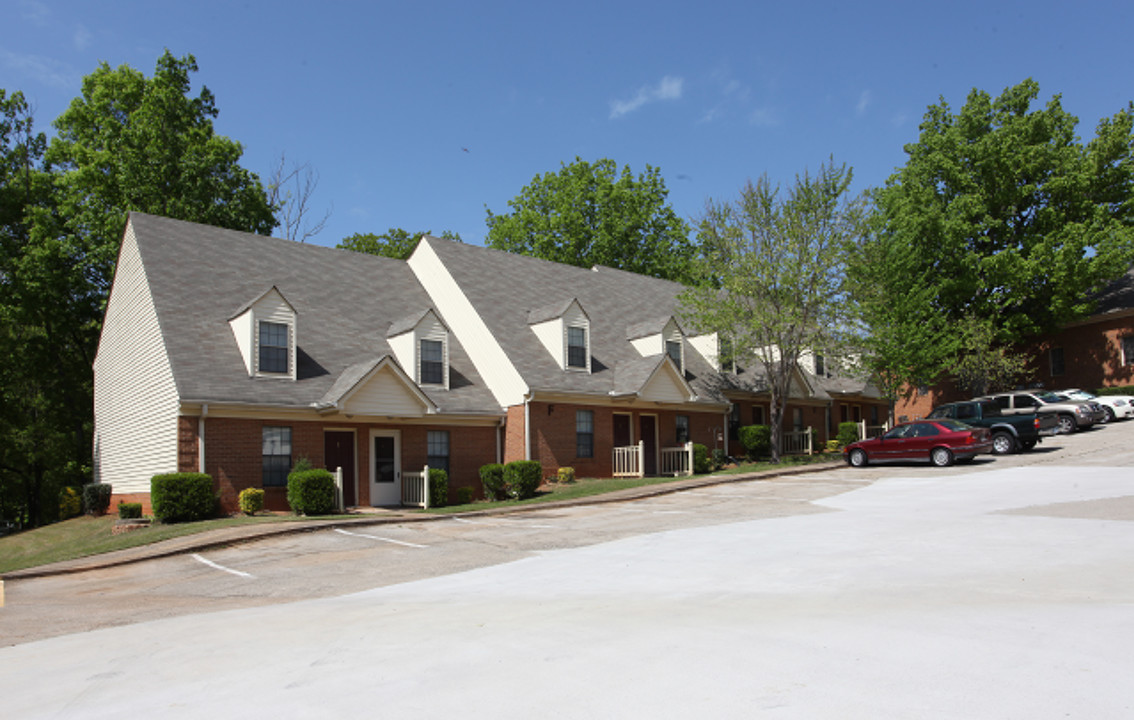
(342, 364, 432, 417)
(531, 299, 591, 372)
(93, 222, 180, 494)
(229, 286, 297, 379)
(640, 362, 693, 403)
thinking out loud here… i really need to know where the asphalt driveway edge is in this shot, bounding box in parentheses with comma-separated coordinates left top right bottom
(3, 461, 844, 581)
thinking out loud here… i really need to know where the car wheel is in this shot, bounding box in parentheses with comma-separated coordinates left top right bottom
(847, 449, 868, 467)
(991, 432, 1017, 455)
(931, 447, 954, 467)
(1057, 414, 1076, 434)
(1104, 407, 1116, 423)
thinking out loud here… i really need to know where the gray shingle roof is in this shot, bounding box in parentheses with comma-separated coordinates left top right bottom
(418, 236, 726, 404)
(128, 213, 498, 414)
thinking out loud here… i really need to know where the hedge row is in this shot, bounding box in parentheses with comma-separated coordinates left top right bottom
(151, 473, 216, 523)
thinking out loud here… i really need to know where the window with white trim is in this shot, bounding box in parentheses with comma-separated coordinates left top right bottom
(576, 410, 594, 458)
(427, 430, 450, 474)
(259, 321, 289, 374)
(666, 339, 682, 372)
(567, 326, 588, 369)
(420, 339, 444, 385)
(262, 426, 292, 487)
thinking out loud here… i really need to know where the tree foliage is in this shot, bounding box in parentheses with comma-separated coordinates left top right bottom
(485, 157, 696, 282)
(338, 228, 461, 260)
(0, 53, 277, 527)
(872, 79, 1134, 344)
(681, 160, 869, 462)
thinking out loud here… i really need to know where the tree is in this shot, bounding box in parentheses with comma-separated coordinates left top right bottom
(873, 79, 1134, 344)
(266, 153, 331, 243)
(338, 228, 461, 260)
(485, 157, 696, 282)
(47, 50, 276, 297)
(681, 160, 869, 462)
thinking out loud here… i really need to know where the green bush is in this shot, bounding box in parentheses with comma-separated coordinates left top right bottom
(59, 486, 81, 520)
(454, 486, 474, 505)
(825, 439, 840, 453)
(692, 444, 711, 474)
(557, 467, 576, 484)
(1097, 385, 1134, 396)
(738, 425, 772, 459)
(151, 473, 216, 523)
(428, 468, 449, 508)
(287, 469, 336, 515)
(836, 422, 860, 448)
(82, 483, 113, 516)
(117, 502, 143, 519)
(504, 460, 542, 500)
(238, 488, 265, 515)
(479, 463, 507, 501)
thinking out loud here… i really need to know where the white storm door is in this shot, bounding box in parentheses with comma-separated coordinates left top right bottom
(370, 430, 401, 506)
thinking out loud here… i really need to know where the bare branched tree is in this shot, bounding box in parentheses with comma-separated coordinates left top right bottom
(266, 153, 332, 243)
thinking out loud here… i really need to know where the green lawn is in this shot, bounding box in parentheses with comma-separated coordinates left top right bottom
(0, 454, 840, 574)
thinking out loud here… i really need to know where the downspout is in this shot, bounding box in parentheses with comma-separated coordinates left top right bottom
(723, 408, 730, 457)
(198, 403, 209, 473)
(524, 393, 532, 461)
(496, 416, 504, 465)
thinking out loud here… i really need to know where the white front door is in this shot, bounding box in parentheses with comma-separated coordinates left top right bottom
(370, 430, 401, 506)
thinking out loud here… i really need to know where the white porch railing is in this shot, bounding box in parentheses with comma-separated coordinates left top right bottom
(782, 427, 814, 456)
(858, 420, 890, 440)
(660, 441, 695, 477)
(613, 441, 645, 478)
(333, 466, 345, 512)
(401, 465, 431, 508)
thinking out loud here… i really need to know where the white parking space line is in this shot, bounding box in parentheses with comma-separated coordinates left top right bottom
(333, 528, 429, 549)
(451, 517, 557, 529)
(191, 554, 254, 578)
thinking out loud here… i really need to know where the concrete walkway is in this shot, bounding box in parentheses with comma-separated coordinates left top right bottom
(3, 462, 1133, 718)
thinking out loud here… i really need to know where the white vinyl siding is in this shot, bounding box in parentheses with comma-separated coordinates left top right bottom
(640, 363, 691, 403)
(342, 365, 431, 417)
(93, 223, 180, 494)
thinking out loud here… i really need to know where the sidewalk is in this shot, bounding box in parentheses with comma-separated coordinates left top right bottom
(3, 462, 838, 580)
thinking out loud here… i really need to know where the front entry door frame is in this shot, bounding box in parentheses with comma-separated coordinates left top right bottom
(639, 414, 658, 476)
(323, 429, 357, 507)
(369, 429, 402, 506)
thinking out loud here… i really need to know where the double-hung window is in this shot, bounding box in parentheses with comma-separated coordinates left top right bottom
(262, 426, 292, 487)
(676, 415, 689, 444)
(420, 339, 444, 385)
(666, 339, 682, 370)
(427, 430, 450, 474)
(567, 326, 588, 369)
(576, 410, 594, 458)
(259, 321, 289, 374)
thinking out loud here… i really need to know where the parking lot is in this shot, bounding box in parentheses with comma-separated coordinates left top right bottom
(2, 421, 1133, 717)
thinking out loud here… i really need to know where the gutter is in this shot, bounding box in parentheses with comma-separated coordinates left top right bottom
(198, 403, 208, 473)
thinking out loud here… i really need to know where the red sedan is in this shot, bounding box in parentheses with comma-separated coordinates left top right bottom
(843, 419, 993, 467)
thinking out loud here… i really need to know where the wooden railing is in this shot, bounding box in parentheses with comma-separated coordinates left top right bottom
(401, 465, 430, 508)
(659, 442, 695, 477)
(613, 441, 644, 478)
(782, 428, 813, 456)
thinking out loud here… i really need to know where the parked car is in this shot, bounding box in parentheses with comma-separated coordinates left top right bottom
(976, 390, 1097, 434)
(1053, 388, 1134, 423)
(843, 419, 993, 467)
(926, 400, 1058, 454)
(1050, 393, 1107, 424)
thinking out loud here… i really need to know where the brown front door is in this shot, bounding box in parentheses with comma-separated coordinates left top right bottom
(324, 431, 356, 506)
(613, 414, 632, 448)
(640, 415, 657, 476)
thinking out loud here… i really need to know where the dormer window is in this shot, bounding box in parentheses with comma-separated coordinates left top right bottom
(567, 326, 588, 369)
(420, 339, 445, 385)
(666, 339, 682, 369)
(259, 321, 289, 374)
(814, 353, 825, 377)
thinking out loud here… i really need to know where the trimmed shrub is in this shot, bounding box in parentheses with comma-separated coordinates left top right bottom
(557, 467, 576, 484)
(504, 460, 542, 500)
(836, 422, 860, 448)
(692, 444, 711, 474)
(454, 486, 474, 505)
(1097, 385, 1134, 396)
(118, 502, 143, 519)
(59, 486, 81, 520)
(825, 439, 840, 453)
(83, 483, 113, 516)
(287, 469, 336, 516)
(479, 463, 507, 501)
(238, 488, 265, 516)
(738, 425, 772, 459)
(428, 468, 449, 508)
(151, 473, 216, 523)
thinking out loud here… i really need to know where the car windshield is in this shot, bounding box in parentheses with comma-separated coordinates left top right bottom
(1034, 391, 1065, 403)
(1064, 390, 1094, 400)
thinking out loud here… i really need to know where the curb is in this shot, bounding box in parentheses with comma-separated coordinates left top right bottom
(3, 460, 844, 580)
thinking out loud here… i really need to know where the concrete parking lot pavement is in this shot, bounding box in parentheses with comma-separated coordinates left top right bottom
(2, 423, 1133, 718)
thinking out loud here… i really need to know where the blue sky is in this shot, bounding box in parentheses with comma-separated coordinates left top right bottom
(4, 0, 1133, 248)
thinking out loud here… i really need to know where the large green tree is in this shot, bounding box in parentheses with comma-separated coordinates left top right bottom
(47, 50, 276, 296)
(681, 160, 869, 461)
(338, 228, 461, 260)
(485, 157, 696, 282)
(872, 79, 1134, 344)
(1, 52, 278, 527)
